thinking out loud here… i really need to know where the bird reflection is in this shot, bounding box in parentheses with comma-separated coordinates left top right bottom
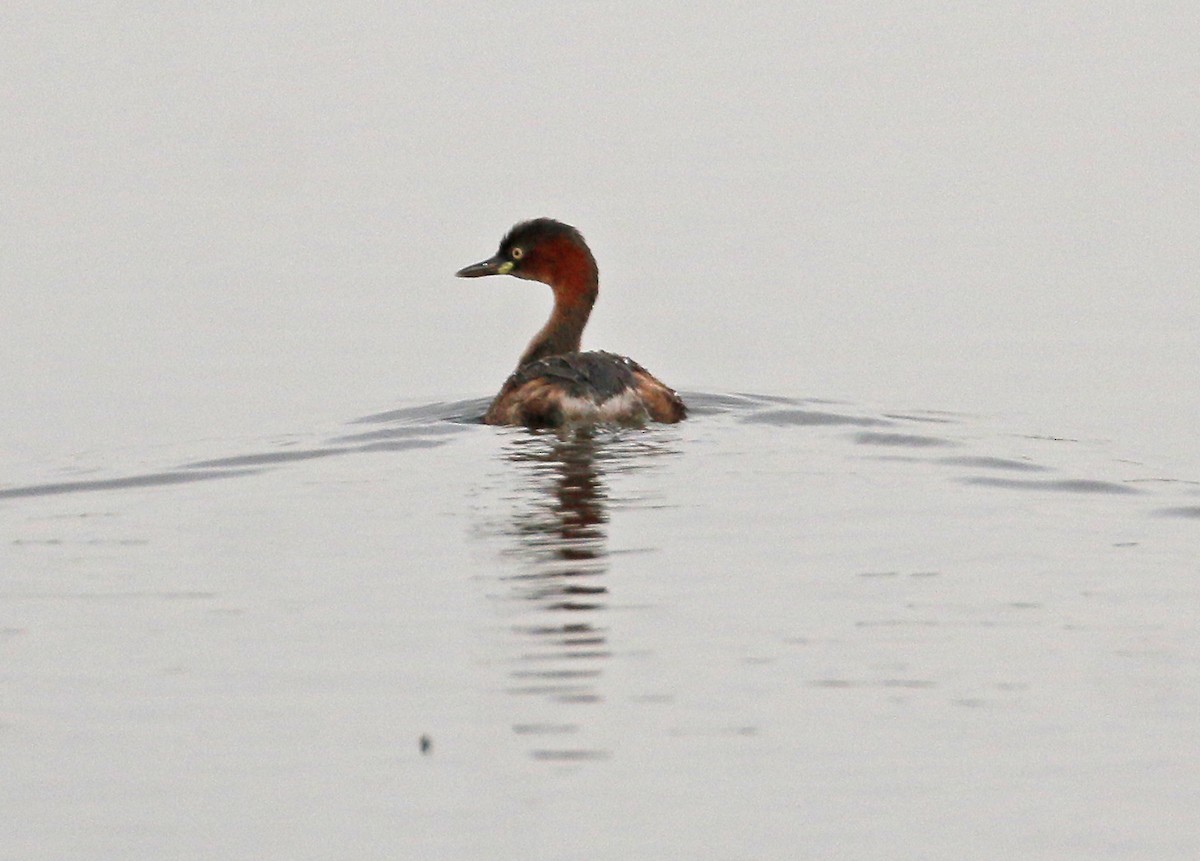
(506, 433, 608, 596)
(502, 431, 611, 715)
(490, 427, 680, 761)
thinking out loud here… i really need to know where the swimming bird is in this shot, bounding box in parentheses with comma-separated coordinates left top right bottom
(456, 218, 686, 427)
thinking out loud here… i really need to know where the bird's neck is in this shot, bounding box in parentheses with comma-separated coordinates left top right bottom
(519, 279, 598, 366)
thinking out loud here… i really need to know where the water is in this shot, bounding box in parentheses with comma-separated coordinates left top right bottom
(3, 394, 1197, 859)
(3, 3, 1199, 858)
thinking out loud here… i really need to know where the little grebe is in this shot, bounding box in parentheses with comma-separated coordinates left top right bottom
(456, 218, 686, 427)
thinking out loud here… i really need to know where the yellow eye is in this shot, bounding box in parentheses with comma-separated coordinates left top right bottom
(511, 247, 524, 260)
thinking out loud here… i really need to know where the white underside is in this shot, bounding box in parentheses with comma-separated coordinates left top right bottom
(558, 389, 648, 424)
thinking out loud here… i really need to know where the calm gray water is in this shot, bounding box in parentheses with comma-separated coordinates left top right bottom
(3, 3, 1198, 859)
(3, 395, 1197, 859)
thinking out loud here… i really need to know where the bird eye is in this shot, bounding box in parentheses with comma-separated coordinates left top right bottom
(511, 247, 524, 260)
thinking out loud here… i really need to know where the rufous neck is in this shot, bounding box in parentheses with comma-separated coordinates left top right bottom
(519, 286, 596, 365)
(514, 234, 600, 366)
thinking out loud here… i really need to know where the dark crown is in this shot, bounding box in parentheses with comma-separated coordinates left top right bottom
(499, 218, 588, 255)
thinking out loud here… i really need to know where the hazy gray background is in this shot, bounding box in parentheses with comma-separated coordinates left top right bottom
(3, 3, 1197, 474)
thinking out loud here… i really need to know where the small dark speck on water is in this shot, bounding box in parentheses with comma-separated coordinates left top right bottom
(419, 735, 432, 755)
